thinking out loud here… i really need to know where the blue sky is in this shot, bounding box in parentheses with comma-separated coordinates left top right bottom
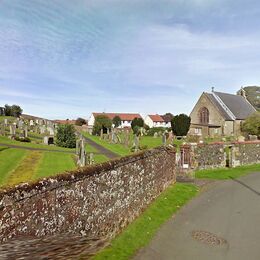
(1, 0, 260, 119)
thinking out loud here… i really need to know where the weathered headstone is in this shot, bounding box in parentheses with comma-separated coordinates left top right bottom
(153, 132, 158, 138)
(29, 120, 34, 126)
(133, 134, 139, 152)
(77, 138, 87, 167)
(162, 132, 167, 146)
(4, 119, 8, 126)
(10, 124, 16, 137)
(0, 123, 5, 136)
(100, 129, 104, 140)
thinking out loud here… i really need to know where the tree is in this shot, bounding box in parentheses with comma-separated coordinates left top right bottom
(131, 117, 144, 130)
(171, 114, 191, 136)
(242, 112, 260, 137)
(11, 105, 23, 117)
(56, 124, 76, 148)
(4, 104, 23, 117)
(93, 115, 112, 135)
(162, 113, 174, 122)
(4, 104, 12, 116)
(75, 117, 87, 126)
(112, 116, 121, 128)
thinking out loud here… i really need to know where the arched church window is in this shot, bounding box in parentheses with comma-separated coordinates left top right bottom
(199, 107, 209, 124)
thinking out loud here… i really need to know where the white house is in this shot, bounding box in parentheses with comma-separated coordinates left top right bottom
(144, 114, 171, 128)
(88, 112, 143, 130)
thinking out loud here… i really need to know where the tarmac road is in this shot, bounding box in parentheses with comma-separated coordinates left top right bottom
(135, 172, 260, 260)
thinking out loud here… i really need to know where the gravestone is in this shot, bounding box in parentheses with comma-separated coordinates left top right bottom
(29, 120, 34, 126)
(24, 126, 28, 138)
(168, 131, 173, 144)
(153, 132, 158, 138)
(4, 119, 8, 126)
(47, 126, 55, 136)
(40, 126, 46, 134)
(249, 135, 258, 141)
(0, 124, 5, 136)
(10, 124, 16, 137)
(133, 134, 139, 152)
(100, 129, 104, 140)
(77, 138, 87, 167)
(162, 132, 167, 146)
(124, 129, 130, 147)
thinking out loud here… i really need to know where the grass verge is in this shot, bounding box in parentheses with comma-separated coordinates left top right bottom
(35, 152, 76, 180)
(92, 183, 198, 260)
(195, 164, 260, 180)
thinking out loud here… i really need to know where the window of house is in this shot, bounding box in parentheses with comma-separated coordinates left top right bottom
(199, 107, 209, 124)
(195, 128, 202, 135)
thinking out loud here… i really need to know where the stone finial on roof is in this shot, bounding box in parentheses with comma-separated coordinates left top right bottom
(239, 87, 247, 99)
(211, 87, 215, 92)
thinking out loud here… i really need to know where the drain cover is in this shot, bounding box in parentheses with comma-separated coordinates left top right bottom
(191, 230, 227, 246)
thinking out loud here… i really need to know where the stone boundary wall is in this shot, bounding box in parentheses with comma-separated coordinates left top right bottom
(0, 146, 176, 243)
(190, 143, 226, 170)
(230, 141, 260, 167)
(178, 141, 260, 173)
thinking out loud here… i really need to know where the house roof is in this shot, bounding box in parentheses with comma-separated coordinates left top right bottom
(93, 113, 142, 121)
(55, 119, 76, 125)
(148, 114, 165, 122)
(204, 91, 256, 120)
(214, 91, 256, 120)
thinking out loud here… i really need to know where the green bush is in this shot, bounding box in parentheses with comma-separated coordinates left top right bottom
(242, 112, 260, 137)
(56, 124, 76, 148)
(171, 114, 191, 136)
(131, 118, 144, 131)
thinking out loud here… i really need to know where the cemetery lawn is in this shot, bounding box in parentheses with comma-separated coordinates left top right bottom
(35, 152, 76, 179)
(82, 132, 181, 157)
(0, 148, 27, 186)
(82, 132, 131, 156)
(92, 183, 199, 260)
(0, 136, 75, 152)
(195, 164, 260, 180)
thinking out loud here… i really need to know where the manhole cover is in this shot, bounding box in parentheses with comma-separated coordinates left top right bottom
(191, 230, 227, 246)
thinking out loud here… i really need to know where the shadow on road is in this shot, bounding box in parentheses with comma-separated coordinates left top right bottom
(229, 176, 260, 196)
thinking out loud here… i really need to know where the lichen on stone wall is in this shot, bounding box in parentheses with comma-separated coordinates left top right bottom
(0, 146, 176, 243)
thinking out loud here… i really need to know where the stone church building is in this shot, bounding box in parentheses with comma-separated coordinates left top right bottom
(189, 88, 256, 137)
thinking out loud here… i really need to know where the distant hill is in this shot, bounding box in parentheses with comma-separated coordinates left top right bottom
(237, 86, 260, 111)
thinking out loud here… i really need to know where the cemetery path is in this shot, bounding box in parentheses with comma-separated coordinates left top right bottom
(135, 171, 260, 260)
(82, 136, 119, 159)
(0, 143, 99, 155)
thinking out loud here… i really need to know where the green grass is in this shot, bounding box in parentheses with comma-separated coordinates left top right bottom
(0, 148, 28, 186)
(35, 152, 76, 179)
(82, 132, 131, 156)
(195, 164, 260, 180)
(0, 116, 15, 122)
(93, 154, 109, 164)
(0, 136, 75, 152)
(92, 183, 198, 260)
(82, 132, 182, 157)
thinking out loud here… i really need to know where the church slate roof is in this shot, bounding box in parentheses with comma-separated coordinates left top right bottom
(214, 92, 256, 120)
(205, 93, 234, 121)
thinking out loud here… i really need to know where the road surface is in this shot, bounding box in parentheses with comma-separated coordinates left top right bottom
(135, 172, 260, 260)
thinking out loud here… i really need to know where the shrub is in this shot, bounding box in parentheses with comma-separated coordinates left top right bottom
(131, 118, 144, 131)
(171, 114, 191, 136)
(242, 112, 260, 137)
(5, 104, 23, 117)
(56, 124, 76, 148)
